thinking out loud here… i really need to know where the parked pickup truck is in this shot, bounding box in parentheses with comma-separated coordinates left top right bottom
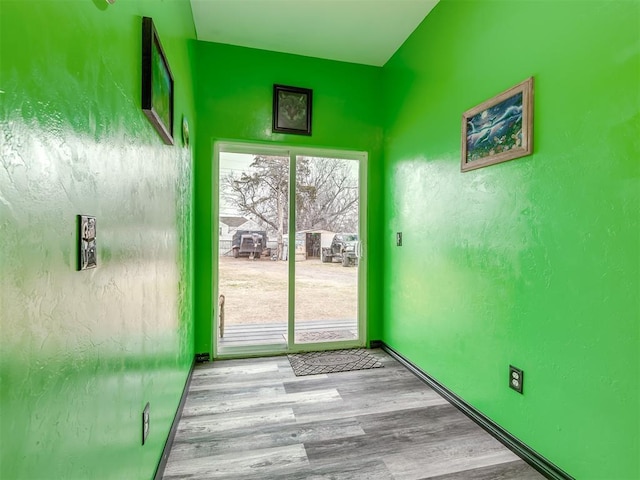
(231, 230, 268, 259)
(321, 233, 359, 267)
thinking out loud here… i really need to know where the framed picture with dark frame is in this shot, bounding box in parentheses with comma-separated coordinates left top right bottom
(142, 16, 174, 145)
(461, 77, 533, 172)
(273, 84, 312, 136)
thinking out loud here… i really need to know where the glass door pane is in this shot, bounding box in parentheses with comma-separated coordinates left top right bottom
(293, 156, 360, 345)
(217, 152, 289, 353)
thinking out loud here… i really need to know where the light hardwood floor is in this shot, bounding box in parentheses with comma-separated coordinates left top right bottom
(162, 349, 546, 480)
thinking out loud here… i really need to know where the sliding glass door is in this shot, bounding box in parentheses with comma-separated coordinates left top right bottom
(214, 144, 366, 356)
(217, 151, 290, 352)
(293, 155, 360, 346)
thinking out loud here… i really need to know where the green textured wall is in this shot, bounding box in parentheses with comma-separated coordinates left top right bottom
(383, 1, 639, 479)
(193, 42, 384, 356)
(0, 1, 196, 478)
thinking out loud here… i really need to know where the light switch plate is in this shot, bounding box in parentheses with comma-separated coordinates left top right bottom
(78, 215, 97, 270)
(142, 402, 150, 445)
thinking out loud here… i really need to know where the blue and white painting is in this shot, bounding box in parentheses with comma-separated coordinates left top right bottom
(466, 92, 523, 162)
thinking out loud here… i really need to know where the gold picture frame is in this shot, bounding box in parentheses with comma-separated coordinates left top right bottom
(461, 77, 533, 172)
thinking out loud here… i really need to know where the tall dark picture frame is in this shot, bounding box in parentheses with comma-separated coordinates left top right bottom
(273, 84, 312, 136)
(142, 16, 174, 145)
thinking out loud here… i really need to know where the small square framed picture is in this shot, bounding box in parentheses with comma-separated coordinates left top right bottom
(272, 84, 312, 136)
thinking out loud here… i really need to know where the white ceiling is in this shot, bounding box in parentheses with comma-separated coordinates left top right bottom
(190, 0, 440, 67)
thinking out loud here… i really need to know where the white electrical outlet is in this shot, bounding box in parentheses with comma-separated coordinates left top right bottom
(509, 365, 524, 394)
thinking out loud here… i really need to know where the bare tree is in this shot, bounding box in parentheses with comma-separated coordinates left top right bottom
(296, 157, 358, 232)
(222, 156, 289, 259)
(222, 155, 359, 259)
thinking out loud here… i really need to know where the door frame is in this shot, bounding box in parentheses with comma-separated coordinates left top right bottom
(212, 141, 368, 359)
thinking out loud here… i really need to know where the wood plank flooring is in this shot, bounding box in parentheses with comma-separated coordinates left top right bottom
(162, 349, 545, 480)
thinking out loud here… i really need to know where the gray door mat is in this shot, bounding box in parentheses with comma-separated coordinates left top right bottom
(287, 349, 384, 376)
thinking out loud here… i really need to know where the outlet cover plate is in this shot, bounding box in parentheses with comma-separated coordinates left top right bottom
(509, 365, 524, 394)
